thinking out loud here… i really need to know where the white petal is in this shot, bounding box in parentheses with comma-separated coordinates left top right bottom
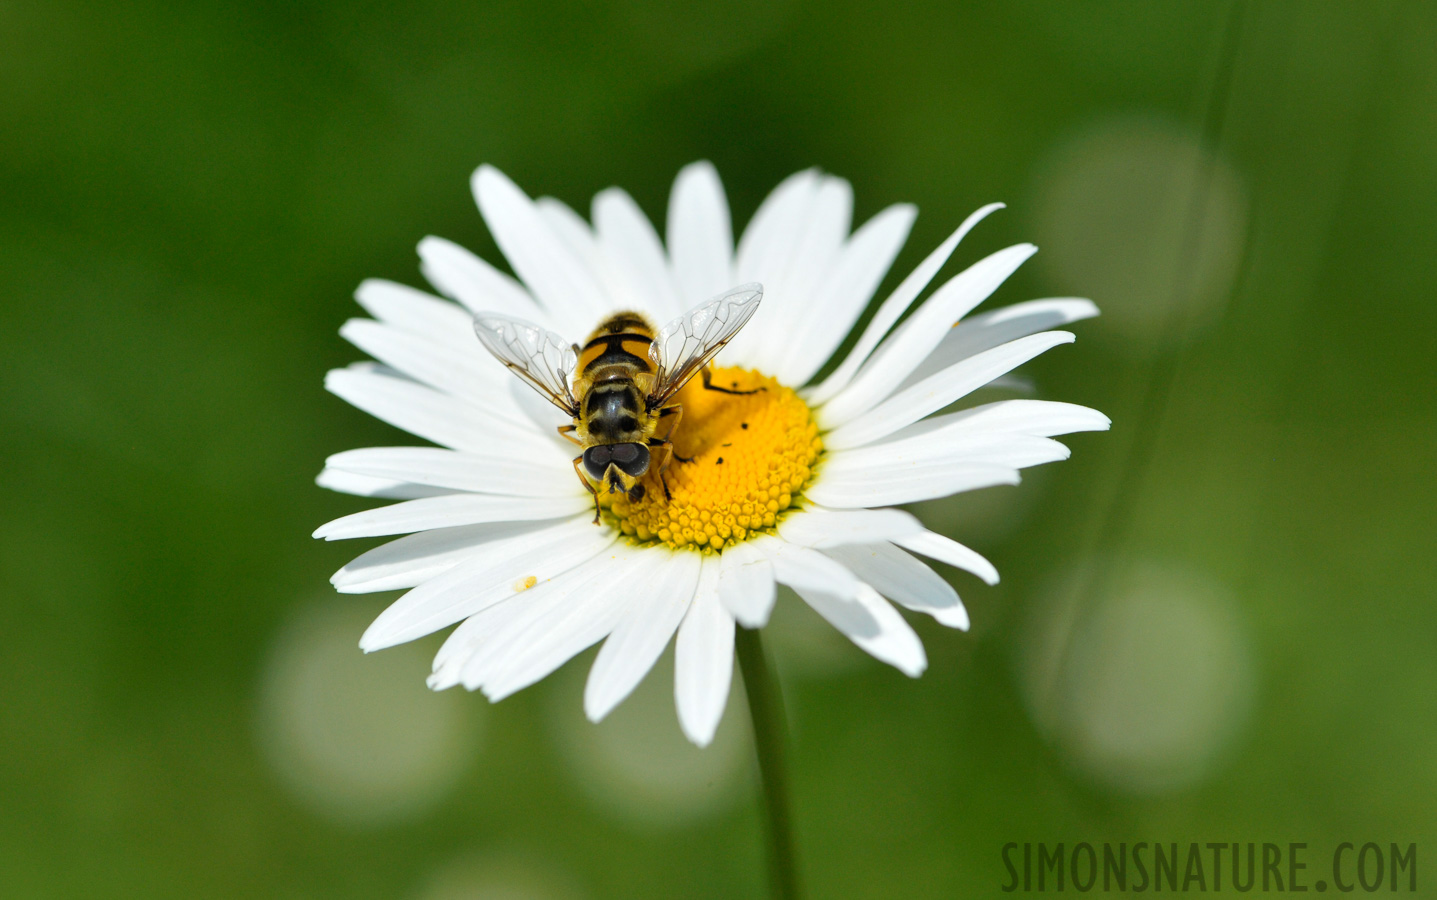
(339, 319, 534, 426)
(324, 446, 574, 497)
(535, 195, 627, 314)
(354, 279, 477, 352)
(726, 169, 821, 369)
(326, 363, 496, 452)
(776, 203, 916, 386)
(734, 169, 821, 285)
(472, 165, 612, 326)
(873, 399, 1111, 445)
(360, 515, 613, 651)
(793, 582, 927, 676)
(893, 530, 1000, 586)
(717, 536, 779, 627)
(897, 297, 1100, 392)
(331, 521, 554, 593)
(775, 176, 852, 304)
(823, 331, 1076, 450)
(315, 467, 451, 499)
(747, 176, 852, 371)
(469, 548, 650, 699)
(777, 506, 924, 549)
(769, 542, 861, 598)
(823, 543, 968, 630)
(585, 550, 702, 722)
(819, 243, 1037, 427)
(667, 161, 734, 306)
(674, 556, 734, 747)
(417, 236, 551, 325)
(823, 431, 1071, 475)
(806, 463, 1020, 508)
(594, 187, 683, 319)
(478, 603, 628, 698)
(806, 203, 1005, 405)
(427, 560, 610, 692)
(926, 606, 972, 630)
(313, 492, 592, 541)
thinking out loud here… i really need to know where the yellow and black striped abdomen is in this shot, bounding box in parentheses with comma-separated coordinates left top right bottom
(577, 312, 657, 382)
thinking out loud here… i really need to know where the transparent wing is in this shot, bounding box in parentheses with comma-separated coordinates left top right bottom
(472, 313, 579, 415)
(649, 283, 764, 406)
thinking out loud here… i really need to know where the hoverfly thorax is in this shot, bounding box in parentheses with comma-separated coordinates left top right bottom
(581, 382, 647, 443)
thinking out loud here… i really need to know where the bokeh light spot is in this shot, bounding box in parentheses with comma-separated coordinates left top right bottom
(1030, 115, 1248, 343)
(1020, 560, 1257, 794)
(257, 596, 480, 826)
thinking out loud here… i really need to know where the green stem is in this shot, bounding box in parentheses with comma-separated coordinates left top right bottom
(735, 625, 801, 900)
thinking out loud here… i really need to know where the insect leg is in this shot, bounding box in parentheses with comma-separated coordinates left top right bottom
(573, 456, 601, 524)
(701, 367, 762, 395)
(557, 424, 582, 446)
(649, 443, 675, 501)
(647, 436, 684, 493)
(656, 404, 692, 462)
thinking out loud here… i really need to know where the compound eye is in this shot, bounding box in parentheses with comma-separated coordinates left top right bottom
(582, 445, 613, 480)
(611, 442, 649, 477)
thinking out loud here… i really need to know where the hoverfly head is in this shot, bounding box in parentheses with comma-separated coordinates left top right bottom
(581, 444, 613, 481)
(583, 442, 650, 493)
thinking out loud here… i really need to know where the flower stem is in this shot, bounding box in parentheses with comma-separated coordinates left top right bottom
(735, 625, 801, 900)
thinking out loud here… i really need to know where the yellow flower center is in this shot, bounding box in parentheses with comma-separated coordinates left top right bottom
(603, 366, 821, 551)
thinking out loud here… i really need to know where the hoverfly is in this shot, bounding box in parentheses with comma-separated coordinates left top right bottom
(473, 284, 763, 522)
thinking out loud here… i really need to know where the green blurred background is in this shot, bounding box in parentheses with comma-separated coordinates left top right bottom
(3, 1, 1434, 897)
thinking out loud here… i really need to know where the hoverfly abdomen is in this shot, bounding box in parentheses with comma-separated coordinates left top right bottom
(596, 312, 652, 335)
(577, 320, 656, 380)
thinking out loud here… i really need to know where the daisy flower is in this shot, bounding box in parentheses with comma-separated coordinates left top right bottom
(315, 162, 1108, 747)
